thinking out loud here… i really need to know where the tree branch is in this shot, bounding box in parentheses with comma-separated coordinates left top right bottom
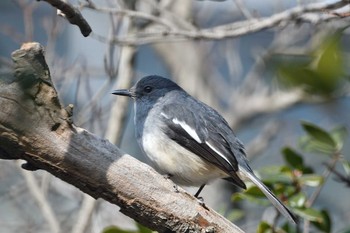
(38, 0, 92, 37)
(87, 0, 350, 45)
(0, 42, 243, 233)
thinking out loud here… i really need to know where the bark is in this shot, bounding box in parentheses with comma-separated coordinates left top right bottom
(0, 42, 243, 233)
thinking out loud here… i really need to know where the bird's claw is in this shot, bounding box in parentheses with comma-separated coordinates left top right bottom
(196, 197, 209, 210)
(163, 174, 179, 193)
(173, 184, 179, 193)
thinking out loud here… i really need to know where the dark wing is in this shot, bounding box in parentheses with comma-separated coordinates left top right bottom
(160, 101, 246, 189)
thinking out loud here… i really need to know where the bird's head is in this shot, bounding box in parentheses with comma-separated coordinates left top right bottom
(112, 75, 181, 102)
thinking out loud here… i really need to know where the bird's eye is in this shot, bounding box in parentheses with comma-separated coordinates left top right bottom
(144, 86, 153, 93)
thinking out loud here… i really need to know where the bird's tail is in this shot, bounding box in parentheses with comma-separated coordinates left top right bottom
(239, 166, 297, 224)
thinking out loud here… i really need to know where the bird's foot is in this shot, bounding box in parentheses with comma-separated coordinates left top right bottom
(173, 184, 179, 193)
(196, 197, 209, 210)
(163, 174, 172, 179)
(196, 196, 204, 203)
(163, 174, 179, 193)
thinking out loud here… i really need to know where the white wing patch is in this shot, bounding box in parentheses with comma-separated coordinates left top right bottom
(172, 118, 202, 143)
(205, 141, 232, 166)
(160, 112, 169, 119)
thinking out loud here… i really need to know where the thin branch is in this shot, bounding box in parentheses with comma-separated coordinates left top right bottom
(80, 2, 177, 29)
(232, 0, 254, 19)
(245, 121, 280, 161)
(142, 0, 197, 30)
(324, 162, 350, 187)
(103, 46, 136, 145)
(306, 155, 340, 207)
(71, 194, 97, 233)
(303, 153, 341, 233)
(103, 15, 137, 145)
(17, 161, 60, 233)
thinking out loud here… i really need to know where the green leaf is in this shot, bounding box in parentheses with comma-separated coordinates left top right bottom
(299, 136, 334, 154)
(136, 223, 153, 233)
(282, 147, 304, 169)
(102, 224, 153, 233)
(231, 187, 270, 206)
(311, 33, 344, 84)
(277, 185, 298, 197)
(259, 165, 293, 183)
(272, 32, 346, 96)
(293, 207, 323, 222)
(299, 174, 324, 187)
(102, 226, 136, 233)
(340, 226, 350, 233)
(330, 126, 348, 150)
(301, 121, 336, 149)
(311, 210, 332, 233)
(226, 209, 245, 222)
(257, 221, 273, 233)
(281, 222, 298, 233)
(341, 160, 350, 175)
(281, 147, 313, 173)
(289, 192, 307, 208)
(244, 185, 266, 197)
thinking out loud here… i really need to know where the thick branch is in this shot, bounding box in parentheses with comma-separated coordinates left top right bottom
(0, 42, 243, 233)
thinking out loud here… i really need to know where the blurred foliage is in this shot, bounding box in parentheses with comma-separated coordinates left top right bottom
(231, 122, 349, 233)
(272, 31, 348, 96)
(102, 223, 154, 233)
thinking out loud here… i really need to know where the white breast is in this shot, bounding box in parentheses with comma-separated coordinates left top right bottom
(141, 127, 227, 186)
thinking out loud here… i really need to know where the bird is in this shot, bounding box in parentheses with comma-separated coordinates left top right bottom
(112, 75, 297, 223)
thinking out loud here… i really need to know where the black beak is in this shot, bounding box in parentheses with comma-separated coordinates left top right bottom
(112, 89, 132, 97)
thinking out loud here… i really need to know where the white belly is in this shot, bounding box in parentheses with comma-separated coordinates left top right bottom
(141, 128, 227, 186)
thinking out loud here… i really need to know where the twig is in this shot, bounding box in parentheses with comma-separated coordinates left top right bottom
(306, 155, 340, 207)
(303, 153, 341, 233)
(233, 0, 254, 19)
(17, 161, 60, 233)
(37, 0, 92, 37)
(14, 0, 37, 41)
(142, 0, 196, 30)
(103, 13, 137, 145)
(104, 45, 136, 145)
(71, 194, 97, 233)
(323, 161, 350, 187)
(245, 121, 280, 160)
(80, 2, 177, 29)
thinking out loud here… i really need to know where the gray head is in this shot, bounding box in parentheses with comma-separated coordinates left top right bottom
(112, 75, 182, 103)
(112, 75, 183, 140)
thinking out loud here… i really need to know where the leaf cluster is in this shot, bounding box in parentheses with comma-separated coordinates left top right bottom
(232, 122, 349, 233)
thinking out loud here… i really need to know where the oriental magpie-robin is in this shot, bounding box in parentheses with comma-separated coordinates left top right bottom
(112, 75, 296, 223)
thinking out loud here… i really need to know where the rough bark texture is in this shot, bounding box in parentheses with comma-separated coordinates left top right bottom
(0, 42, 243, 233)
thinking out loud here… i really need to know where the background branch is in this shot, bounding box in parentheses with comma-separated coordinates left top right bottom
(38, 0, 92, 37)
(85, 0, 349, 45)
(17, 161, 60, 233)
